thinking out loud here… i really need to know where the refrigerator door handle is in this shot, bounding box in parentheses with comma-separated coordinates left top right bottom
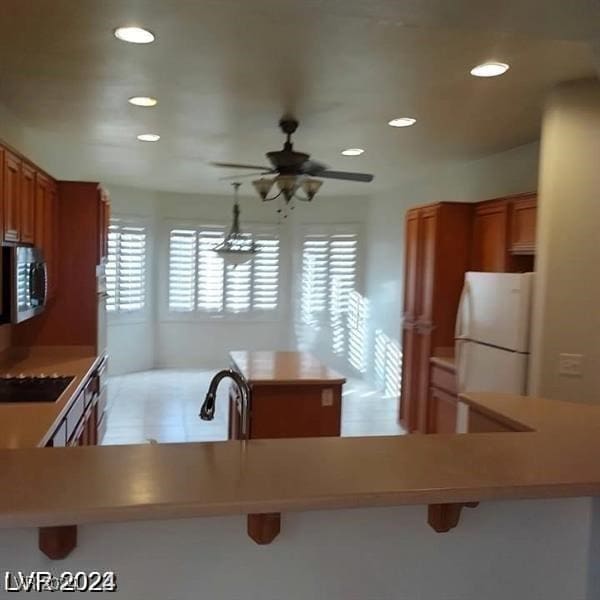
(454, 280, 472, 341)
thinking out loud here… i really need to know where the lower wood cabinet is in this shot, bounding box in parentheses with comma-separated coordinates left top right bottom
(46, 369, 101, 448)
(427, 360, 459, 434)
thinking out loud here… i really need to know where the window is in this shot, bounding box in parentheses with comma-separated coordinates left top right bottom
(106, 218, 147, 313)
(168, 225, 280, 316)
(300, 226, 360, 356)
(300, 227, 359, 326)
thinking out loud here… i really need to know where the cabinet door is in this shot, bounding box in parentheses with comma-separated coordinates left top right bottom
(471, 200, 509, 272)
(399, 209, 421, 430)
(428, 387, 458, 433)
(97, 188, 111, 264)
(20, 163, 36, 243)
(510, 195, 537, 254)
(414, 207, 438, 433)
(3, 151, 21, 242)
(35, 175, 59, 300)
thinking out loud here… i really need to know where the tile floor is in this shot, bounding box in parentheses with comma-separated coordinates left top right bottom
(102, 369, 405, 445)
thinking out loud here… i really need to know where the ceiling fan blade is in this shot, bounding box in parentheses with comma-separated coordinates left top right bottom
(301, 159, 329, 175)
(218, 171, 274, 181)
(211, 161, 273, 171)
(317, 170, 374, 182)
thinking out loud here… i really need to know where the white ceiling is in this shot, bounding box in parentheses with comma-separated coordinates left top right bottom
(0, 0, 597, 195)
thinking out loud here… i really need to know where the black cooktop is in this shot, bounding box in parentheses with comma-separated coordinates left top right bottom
(0, 375, 75, 403)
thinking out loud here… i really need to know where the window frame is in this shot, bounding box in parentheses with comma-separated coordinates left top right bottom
(162, 219, 283, 323)
(106, 214, 150, 324)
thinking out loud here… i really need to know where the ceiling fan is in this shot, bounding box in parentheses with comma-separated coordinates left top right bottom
(211, 118, 374, 204)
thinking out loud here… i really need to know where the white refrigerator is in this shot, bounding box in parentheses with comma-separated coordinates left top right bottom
(455, 272, 534, 432)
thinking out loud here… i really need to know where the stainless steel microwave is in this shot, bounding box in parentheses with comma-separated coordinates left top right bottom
(1, 246, 47, 323)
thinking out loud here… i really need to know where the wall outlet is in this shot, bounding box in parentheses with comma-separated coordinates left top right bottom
(558, 353, 583, 377)
(321, 389, 334, 407)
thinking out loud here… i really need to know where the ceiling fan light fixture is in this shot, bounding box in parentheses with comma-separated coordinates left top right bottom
(252, 177, 275, 200)
(302, 178, 323, 200)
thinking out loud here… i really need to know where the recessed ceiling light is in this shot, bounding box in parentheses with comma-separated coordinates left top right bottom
(470, 62, 510, 77)
(137, 133, 160, 142)
(128, 96, 158, 107)
(388, 117, 416, 128)
(114, 27, 155, 44)
(341, 148, 364, 156)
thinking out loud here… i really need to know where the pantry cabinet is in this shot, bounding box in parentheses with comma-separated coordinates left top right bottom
(399, 203, 472, 433)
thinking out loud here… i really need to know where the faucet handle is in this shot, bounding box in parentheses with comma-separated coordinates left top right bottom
(199, 392, 216, 421)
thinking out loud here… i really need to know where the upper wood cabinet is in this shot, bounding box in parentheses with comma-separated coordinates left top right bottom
(35, 174, 59, 301)
(3, 150, 21, 242)
(471, 194, 538, 271)
(399, 203, 472, 433)
(20, 162, 36, 244)
(471, 199, 510, 271)
(97, 187, 110, 265)
(510, 193, 537, 254)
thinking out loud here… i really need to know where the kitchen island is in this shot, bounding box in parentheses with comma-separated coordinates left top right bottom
(227, 351, 346, 439)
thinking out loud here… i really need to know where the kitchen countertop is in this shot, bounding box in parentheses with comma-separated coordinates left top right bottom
(0, 348, 101, 449)
(2, 391, 600, 528)
(430, 348, 456, 370)
(230, 351, 346, 385)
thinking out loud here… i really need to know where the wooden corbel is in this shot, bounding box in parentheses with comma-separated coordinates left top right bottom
(427, 502, 478, 533)
(38, 525, 78, 559)
(247, 513, 281, 545)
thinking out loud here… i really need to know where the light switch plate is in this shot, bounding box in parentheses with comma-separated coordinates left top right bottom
(559, 353, 583, 377)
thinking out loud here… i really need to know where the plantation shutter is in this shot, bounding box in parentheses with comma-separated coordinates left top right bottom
(300, 228, 358, 325)
(168, 225, 279, 315)
(106, 219, 147, 313)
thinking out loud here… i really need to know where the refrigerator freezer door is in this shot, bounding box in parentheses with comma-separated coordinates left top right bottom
(456, 340, 528, 395)
(457, 272, 534, 352)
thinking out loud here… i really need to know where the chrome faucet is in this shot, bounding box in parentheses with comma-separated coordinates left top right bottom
(200, 369, 251, 438)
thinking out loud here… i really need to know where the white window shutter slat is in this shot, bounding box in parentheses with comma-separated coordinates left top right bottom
(107, 219, 147, 313)
(168, 225, 280, 316)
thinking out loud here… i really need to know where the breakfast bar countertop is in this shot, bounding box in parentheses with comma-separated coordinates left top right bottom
(2, 392, 600, 529)
(230, 351, 346, 386)
(0, 348, 101, 449)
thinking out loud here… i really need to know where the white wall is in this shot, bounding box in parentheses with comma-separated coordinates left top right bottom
(0, 499, 593, 599)
(529, 79, 600, 403)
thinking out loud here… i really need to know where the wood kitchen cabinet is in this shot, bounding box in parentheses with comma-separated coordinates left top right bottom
(428, 358, 459, 433)
(471, 194, 537, 272)
(20, 162, 36, 244)
(510, 193, 537, 254)
(3, 150, 21, 242)
(400, 203, 472, 433)
(98, 188, 110, 265)
(35, 174, 59, 300)
(471, 199, 510, 272)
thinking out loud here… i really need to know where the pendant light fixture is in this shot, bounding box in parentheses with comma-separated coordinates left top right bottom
(213, 183, 257, 267)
